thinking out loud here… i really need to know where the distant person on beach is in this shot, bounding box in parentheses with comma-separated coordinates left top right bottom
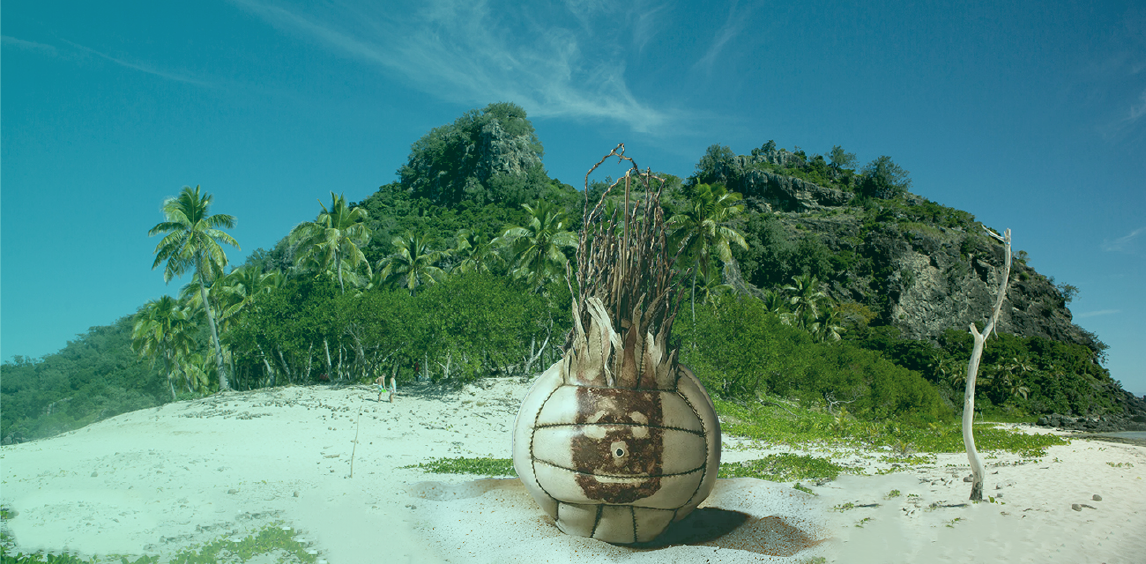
(374, 376, 386, 402)
(374, 375, 396, 402)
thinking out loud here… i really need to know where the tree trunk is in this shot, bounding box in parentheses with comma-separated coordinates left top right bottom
(305, 343, 314, 381)
(257, 344, 277, 387)
(324, 338, 333, 381)
(165, 352, 177, 401)
(276, 347, 293, 384)
(197, 267, 229, 391)
(524, 332, 551, 375)
(963, 228, 1012, 502)
(349, 329, 367, 381)
(336, 252, 345, 294)
(690, 269, 697, 324)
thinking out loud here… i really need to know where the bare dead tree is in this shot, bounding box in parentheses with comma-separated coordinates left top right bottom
(963, 227, 1012, 501)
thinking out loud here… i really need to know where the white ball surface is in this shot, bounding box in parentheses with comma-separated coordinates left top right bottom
(512, 360, 721, 544)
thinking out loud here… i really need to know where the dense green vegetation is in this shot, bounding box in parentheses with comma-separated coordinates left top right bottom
(226, 272, 567, 388)
(1, 102, 1126, 447)
(1, 317, 168, 444)
(675, 294, 944, 420)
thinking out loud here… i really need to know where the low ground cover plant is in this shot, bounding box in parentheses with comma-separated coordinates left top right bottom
(0, 523, 317, 564)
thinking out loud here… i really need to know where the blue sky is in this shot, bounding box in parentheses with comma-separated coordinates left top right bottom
(3, 0, 1144, 395)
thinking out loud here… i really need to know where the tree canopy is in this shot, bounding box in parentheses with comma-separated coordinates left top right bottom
(860, 155, 912, 199)
(289, 192, 372, 293)
(398, 102, 549, 207)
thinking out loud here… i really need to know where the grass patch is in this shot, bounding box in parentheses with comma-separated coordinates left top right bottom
(879, 454, 934, 466)
(162, 523, 318, 564)
(793, 483, 816, 495)
(715, 396, 1066, 457)
(979, 414, 1040, 424)
(0, 523, 317, 564)
(900, 221, 948, 240)
(715, 398, 851, 447)
(718, 453, 853, 482)
(401, 456, 517, 476)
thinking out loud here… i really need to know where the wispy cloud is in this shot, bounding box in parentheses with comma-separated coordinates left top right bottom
(1102, 226, 1146, 255)
(1, 35, 59, 55)
(230, 0, 669, 132)
(1076, 309, 1121, 319)
(629, 3, 666, 56)
(58, 39, 212, 87)
(1127, 88, 1146, 124)
(693, 0, 748, 74)
(5, 33, 211, 87)
(1094, 7, 1146, 141)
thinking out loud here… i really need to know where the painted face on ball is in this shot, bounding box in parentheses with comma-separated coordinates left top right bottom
(569, 386, 664, 504)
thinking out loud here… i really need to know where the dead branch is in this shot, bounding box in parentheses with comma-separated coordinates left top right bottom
(825, 390, 861, 415)
(963, 226, 1012, 501)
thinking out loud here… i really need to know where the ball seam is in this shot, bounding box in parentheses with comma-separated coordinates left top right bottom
(674, 384, 710, 510)
(529, 382, 566, 508)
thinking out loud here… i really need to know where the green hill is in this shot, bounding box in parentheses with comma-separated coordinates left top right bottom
(4, 102, 1142, 445)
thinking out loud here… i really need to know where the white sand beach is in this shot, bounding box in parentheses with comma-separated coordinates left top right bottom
(2, 377, 1144, 563)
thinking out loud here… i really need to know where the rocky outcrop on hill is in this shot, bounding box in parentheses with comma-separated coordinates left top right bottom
(712, 145, 1101, 354)
(701, 147, 853, 212)
(739, 167, 853, 212)
(868, 220, 1098, 350)
(476, 118, 543, 183)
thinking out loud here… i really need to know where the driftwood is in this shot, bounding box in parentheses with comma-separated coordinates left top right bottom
(963, 227, 1012, 501)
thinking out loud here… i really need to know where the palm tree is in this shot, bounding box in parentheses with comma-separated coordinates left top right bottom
(812, 308, 846, 342)
(452, 228, 504, 275)
(132, 296, 199, 400)
(495, 201, 578, 290)
(937, 357, 966, 389)
(179, 266, 283, 351)
(378, 232, 449, 295)
(695, 268, 734, 306)
(783, 274, 828, 320)
(666, 183, 748, 320)
(289, 192, 372, 294)
(175, 351, 213, 395)
(761, 289, 789, 315)
(176, 266, 276, 384)
(149, 185, 239, 391)
(217, 266, 284, 322)
(995, 357, 1034, 401)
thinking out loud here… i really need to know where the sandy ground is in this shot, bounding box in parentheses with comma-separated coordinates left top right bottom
(2, 376, 1144, 563)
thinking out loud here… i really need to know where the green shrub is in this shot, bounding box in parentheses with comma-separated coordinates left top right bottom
(676, 295, 945, 421)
